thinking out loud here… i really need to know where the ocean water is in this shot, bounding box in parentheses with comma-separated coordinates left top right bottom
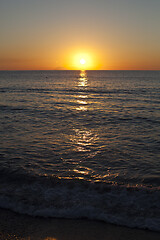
(0, 70, 160, 231)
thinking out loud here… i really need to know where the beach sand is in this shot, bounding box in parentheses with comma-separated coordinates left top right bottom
(0, 208, 159, 240)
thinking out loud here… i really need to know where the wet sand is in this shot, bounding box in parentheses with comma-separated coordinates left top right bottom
(0, 208, 159, 240)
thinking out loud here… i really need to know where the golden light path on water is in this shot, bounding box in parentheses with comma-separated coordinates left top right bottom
(76, 70, 88, 111)
(67, 70, 112, 181)
(57, 70, 118, 182)
(69, 70, 94, 178)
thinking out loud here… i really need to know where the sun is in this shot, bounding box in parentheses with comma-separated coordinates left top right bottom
(71, 53, 91, 70)
(80, 58, 86, 65)
(63, 50, 101, 70)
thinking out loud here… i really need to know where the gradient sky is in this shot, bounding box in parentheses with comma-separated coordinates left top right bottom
(0, 0, 160, 70)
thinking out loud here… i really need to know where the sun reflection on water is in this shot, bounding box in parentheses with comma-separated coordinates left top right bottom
(71, 128, 98, 152)
(78, 70, 88, 87)
(69, 128, 99, 179)
(72, 71, 99, 153)
(67, 70, 100, 180)
(76, 70, 88, 111)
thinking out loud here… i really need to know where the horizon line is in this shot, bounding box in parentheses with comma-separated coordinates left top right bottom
(0, 69, 160, 71)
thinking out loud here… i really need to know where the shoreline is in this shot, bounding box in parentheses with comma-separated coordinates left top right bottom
(0, 208, 159, 240)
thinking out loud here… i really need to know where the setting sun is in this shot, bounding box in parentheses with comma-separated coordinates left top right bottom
(73, 53, 92, 70)
(63, 50, 102, 70)
(80, 59, 86, 65)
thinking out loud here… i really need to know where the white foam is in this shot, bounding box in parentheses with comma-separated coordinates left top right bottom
(0, 181, 159, 232)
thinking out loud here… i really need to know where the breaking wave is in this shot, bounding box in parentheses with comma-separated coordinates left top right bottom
(0, 174, 159, 232)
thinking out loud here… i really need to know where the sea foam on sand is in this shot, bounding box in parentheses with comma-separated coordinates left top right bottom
(0, 208, 160, 240)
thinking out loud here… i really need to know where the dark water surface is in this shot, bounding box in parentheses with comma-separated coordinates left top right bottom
(0, 70, 160, 231)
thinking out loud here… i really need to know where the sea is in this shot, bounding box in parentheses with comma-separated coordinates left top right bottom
(0, 70, 160, 231)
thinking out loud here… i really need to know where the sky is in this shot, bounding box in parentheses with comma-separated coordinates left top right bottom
(0, 0, 160, 70)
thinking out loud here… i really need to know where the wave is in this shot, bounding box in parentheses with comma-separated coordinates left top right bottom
(0, 86, 158, 95)
(0, 174, 159, 232)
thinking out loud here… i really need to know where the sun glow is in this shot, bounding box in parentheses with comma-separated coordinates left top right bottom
(63, 49, 101, 70)
(72, 53, 94, 70)
(80, 59, 86, 65)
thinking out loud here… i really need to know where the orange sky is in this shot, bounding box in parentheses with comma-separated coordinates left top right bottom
(0, 0, 160, 70)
